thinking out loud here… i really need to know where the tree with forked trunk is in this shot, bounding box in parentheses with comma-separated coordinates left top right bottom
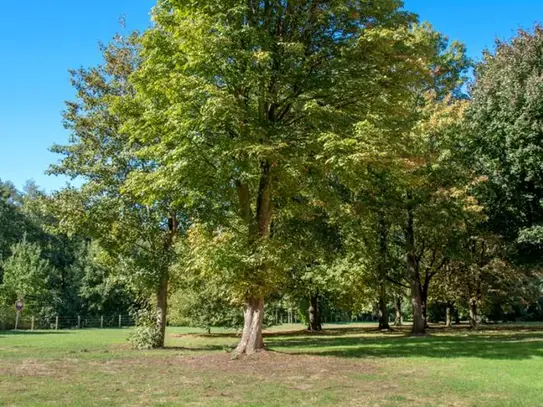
(316, 23, 471, 335)
(123, 0, 436, 355)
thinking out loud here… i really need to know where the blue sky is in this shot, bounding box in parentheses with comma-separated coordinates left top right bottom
(1, 1, 542, 192)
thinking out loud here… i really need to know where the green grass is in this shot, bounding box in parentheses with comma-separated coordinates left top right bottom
(1, 323, 543, 406)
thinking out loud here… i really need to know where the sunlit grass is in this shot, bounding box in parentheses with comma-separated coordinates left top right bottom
(1, 323, 542, 406)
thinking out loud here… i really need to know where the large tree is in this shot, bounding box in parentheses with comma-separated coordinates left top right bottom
(50, 33, 183, 347)
(467, 26, 543, 265)
(321, 31, 471, 334)
(121, 0, 431, 355)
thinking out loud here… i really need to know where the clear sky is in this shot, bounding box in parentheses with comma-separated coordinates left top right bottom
(1, 1, 542, 192)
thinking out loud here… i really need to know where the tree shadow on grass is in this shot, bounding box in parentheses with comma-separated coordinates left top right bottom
(264, 327, 543, 360)
(163, 345, 229, 352)
(182, 325, 404, 339)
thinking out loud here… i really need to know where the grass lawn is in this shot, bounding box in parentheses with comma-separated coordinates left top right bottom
(1, 323, 543, 406)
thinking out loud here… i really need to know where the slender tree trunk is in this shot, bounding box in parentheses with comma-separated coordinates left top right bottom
(421, 298, 428, 326)
(445, 302, 454, 328)
(155, 272, 168, 348)
(394, 296, 402, 326)
(378, 283, 390, 330)
(308, 292, 322, 331)
(406, 205, 426, 335)
(153, 213, 178, 348)
(445, 302, 453, 328)
(421, 284, 429, 328)
(469, 299, 478, 329)
(377, 214, 390, 330)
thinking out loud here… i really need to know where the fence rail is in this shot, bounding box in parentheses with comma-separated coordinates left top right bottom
(0, 314, 135, 331)
(1, 310, 370, 331)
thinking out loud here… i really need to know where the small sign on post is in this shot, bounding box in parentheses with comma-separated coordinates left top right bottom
(14, 300, 24, 330)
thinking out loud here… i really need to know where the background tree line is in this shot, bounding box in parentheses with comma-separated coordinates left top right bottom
(0, 180, 135, 329)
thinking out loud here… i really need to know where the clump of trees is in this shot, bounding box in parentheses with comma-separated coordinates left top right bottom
(0, 180, 136, 329)
(2, 2, 543, 353)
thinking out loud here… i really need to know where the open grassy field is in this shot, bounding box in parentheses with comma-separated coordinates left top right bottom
(1, 323, 543, 407)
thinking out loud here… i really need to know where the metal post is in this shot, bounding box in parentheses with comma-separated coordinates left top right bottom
(14, 311, 20, 330)
(31, 316, 35, 331)
(100, 315, 104, 329)
(55, 316, 59, 330)
(77, 315, 81, 329)
(118, 314, 122, 328)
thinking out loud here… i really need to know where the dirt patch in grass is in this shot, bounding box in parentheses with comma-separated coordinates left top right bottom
(179, 350, 377, 376)
(1, 352, 386, 407)
(0, 358, 80, 377)
(1, 350, 378, 395)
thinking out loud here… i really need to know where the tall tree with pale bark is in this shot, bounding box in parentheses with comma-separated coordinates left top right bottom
(120, 0, 438, 354)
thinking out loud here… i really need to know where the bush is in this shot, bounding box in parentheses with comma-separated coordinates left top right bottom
(129, 308, 162, 350)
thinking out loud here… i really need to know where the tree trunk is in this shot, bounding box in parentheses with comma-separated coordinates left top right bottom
(378, 283, 390, 330)
(153, 213, 178, 348)
(308, 292, 322, 331)
(421, 283, 429, 328)
(445, 302, 453, 328)
(394, 296, 402, 326)
(469, 299, 478, 329)
(411, 281, 426, 335)
(155, 272, 168, 348)
(377, 214, 390, 330)
(234, 161, 272, 357)
(234, 297, 265, 357)
(406, 205, 426, 335)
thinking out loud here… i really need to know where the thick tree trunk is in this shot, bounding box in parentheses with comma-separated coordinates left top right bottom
(234, 297, 265, 357)
(469, 299, 478, 329)
(308, 292, 322, 331)
(445, 303, 453, 328)
(411, 282, 426, 335)
(234, 161, 272, 357)
(155, 272, 168, 348)
(406, 205, 426, 335)
(377, 214, 390, 330)
(394, 296, 402, 326)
